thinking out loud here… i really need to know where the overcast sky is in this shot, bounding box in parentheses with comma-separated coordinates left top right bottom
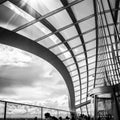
(0, 44, 69, 110)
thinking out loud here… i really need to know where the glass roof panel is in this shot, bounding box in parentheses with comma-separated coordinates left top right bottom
(88, 56, 96, 64)
(88, 85, 93, 92)
(73, 81, 80, 87)
(47, 10, 72, 29)
(67, 0, 76, 3)
(76, 54, 85, 61)
(70, 70, 78, 76)
(50, 44, 68, 54)
(38, 35, 61, 48)
(82, 93, 87, 99)
(79, 17, 95, 32)
(81, 83, 87, 89)
(23, 0, 63, 15)
(89, 80, 94, 85)
(75, 101, 80, 105)
(68, 37, 81, 48)
(73, 79, 79, 82)
(117, 11, 120, 23)
(58, 51, 72, 60)
(88, 62, 95, 70)
(73, 46, 84, 55)
(83, 30, 95, 42)
(71, 0, 94, 20)
(60, 26, 78, 39)
(87, 48, 96, 57)
(17, 22, 51, 40)
(76, 96, 80, 101)
(0, 1, 35, 30)
(82, 88, 87, 94)
(100, 14, 114, 29)
(78, 60, 86, 68)
(72, 76, 79, 82)
(81, 98, 86, 103)
(89, 70, 95, 78)
(75, 91, 80, 97)
(79, 66, 86, 73)
(86, 40, 96, 50)
(67, 64, 77, 71)
(63, 58, 74, 66)
(75, 86, 80, 91)
(89, 75, 94, 81)
(81, 72, 87, 79)
(81, 78, 87, 84)
(106, 12, 114, 24)
(98, 0, 109, 11)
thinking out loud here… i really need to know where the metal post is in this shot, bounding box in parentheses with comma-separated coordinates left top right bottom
(57, 110, 59, 118)
(41, 107, 43, 120)
(4, 102, 7, 120)
(112, 86, 120, 120)
(94, 95, 97, 120)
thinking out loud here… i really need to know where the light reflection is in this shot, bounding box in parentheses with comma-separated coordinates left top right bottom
(3, 1, 34, 21)
(21, 0, 63, 15)
(49, 35, 59, 44)
(63, 52, 71, 59)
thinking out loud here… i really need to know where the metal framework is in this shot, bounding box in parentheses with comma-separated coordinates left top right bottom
(0, 0, 120, 114)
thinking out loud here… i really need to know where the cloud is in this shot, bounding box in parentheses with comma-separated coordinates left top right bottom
(0, 65, 41, 91)
(0, 61, 68, 99)
(42, 95, 69, 110)
(0, 59, 57, 91)
(0, 53, 69, 110)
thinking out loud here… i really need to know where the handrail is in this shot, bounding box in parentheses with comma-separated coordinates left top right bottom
(0, 100, 72, 120)
(0, 100, 71, 112)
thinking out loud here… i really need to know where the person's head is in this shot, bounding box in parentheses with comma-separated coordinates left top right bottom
(34, 117, 37, 120)
(45, 113, 51, 118)
(65, 116, 69, 120)
(59, 117, 62, 120)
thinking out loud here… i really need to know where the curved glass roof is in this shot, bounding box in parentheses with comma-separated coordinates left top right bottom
(0, 0, 120, 114)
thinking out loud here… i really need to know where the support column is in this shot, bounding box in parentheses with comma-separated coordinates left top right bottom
(57, 110, 59, 118)
(41, 107, 43, 120)
(94, 95, 97, 120)
(112, 86, 120, 120)
(4, 102, 7, 120)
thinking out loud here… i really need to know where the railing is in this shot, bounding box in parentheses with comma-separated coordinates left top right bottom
(0, 100, 71, 120)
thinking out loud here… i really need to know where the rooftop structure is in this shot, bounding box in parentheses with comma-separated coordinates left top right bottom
(0, 0, 120, 116)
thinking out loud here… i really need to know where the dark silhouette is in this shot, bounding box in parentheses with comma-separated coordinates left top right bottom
(34, 117, 37, 120)
(52, 116, 58, 120)
(58, 116, 63, 120)
(65, 116, 70, 120)
(44, 112, 52, 120)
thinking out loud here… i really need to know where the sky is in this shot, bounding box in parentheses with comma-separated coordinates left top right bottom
(0, 44, 69, 110)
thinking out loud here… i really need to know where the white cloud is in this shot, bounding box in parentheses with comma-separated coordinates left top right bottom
(0, 44, 69, 110)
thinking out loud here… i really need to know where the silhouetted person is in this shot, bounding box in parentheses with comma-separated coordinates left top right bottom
(34, 117, 38, 120)
(71, 113, 75, 120)
(45, 112, 52, 120)
(59, 116, 63, 120)
(97, 115, 101, 120)
(52, 116, 58, 120)
(65, 116, 70, 120)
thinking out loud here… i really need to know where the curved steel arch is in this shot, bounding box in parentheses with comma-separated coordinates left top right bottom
(0, 27, 75, 111)
(60, 0, 89, 105)
(9, 0, 82, 110)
